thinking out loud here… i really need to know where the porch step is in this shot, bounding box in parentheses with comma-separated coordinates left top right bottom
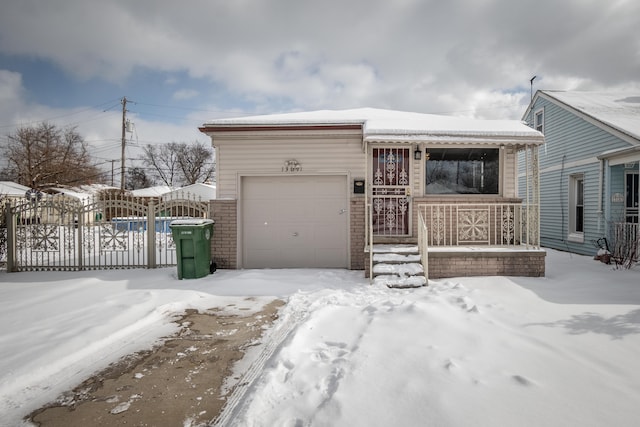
(370, 244, 426, 289)
(373, 262, 423, 276)
(371, 244, 419, 254)
(374, 274, 427, 289)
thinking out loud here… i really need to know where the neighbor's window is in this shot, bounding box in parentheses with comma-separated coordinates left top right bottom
(569, 174, 584, 242)
(426, 148, 500, 195)
(534, 108, 544, 133)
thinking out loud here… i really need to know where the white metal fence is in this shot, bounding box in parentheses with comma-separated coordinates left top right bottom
(3, 192, 209, 272)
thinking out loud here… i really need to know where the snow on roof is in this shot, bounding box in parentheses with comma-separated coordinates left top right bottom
(47, 188, 94, 203)
(130, 185, 173, 197)
(541, 91, 640, 141)
(0, 181, 32, 197)
(76, 184, 119, 194)
(201, 107, 543, 144)
(162, 183, 216, 201)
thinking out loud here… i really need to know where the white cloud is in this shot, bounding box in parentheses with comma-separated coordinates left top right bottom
(0, 0, 639, 121)
(172, 89, 199, 100)
(0, 69, 23, 102)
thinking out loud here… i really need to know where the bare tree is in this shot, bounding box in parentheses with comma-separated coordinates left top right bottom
(176, 141, 215, 185)
(141, 143, 181, 187)
(141, 141, 215, 187)
(3, 123, 103, 188)
(126, 167, 155, 190)
(0, 194, 7, 264)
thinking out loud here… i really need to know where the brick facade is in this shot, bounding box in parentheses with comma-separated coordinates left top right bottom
(427, 250, 546, 279)
(350, 197, 366, 270)
(209, 200, 238, 269)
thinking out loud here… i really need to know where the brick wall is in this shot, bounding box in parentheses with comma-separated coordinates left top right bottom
(427, 250, 546, 279)
(209, 200, 237, 269)
(350, 197, 365, 270)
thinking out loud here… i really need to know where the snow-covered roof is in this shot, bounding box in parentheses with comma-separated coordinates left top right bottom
(130, 185, 173, 198)
(201, 108, 544, 145)
(161, 183, 216, 201)
(48, 188, 89, 200)
(0, 181, 32, 197)
(535, 91, 640, 142)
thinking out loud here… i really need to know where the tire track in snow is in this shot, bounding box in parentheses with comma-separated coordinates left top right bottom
(212, 299, 307, 427)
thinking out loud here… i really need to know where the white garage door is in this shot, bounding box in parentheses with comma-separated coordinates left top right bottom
(242, 175, 348, 268)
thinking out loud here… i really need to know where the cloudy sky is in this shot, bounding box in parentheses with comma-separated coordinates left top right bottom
(1, 0, 639, 182)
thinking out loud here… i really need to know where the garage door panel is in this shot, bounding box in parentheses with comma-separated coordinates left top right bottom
(313, 224, 346, 248)
(243, 179, 274, 199)
(245, 249, 279, 269)
(244, 223, 277, 250)
(311, 199, 346, 219)
(242, 175, 348, 268)
(244, 200, 280, 224)
(316, 248, 347, 267)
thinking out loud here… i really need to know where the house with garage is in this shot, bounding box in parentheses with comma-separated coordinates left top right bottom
(200, 108, 545, 285)
(522, 91, 640, 263)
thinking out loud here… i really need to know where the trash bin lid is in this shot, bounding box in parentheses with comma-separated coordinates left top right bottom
(170, 218, 215, 226)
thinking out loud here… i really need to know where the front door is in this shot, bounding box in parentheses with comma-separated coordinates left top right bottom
(371, 147, 411, 235)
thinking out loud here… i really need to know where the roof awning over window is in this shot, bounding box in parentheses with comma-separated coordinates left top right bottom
(598, 146, 640, 166)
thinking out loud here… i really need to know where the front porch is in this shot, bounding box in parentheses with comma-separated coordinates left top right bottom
(364, 199, 545, 284)
(363, 138, 543, 286)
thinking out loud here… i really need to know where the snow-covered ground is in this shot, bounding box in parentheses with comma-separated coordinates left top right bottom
(1, 249, 639, 427)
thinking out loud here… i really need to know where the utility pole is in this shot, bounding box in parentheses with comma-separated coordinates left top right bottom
(109, 159, 117, 186)
(120, 97, 127, 190)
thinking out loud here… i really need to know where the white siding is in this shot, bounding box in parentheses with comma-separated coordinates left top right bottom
(502, 146, 518, 198)
(212, 130, 365, 199)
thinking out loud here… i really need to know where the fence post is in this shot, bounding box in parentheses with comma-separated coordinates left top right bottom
(147, 200, 156, 268)
(77, 206, 84, 270)
(5, 201, 16, 272)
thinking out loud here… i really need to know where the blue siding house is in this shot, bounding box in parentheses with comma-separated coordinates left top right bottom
(521, 91, 640, 260)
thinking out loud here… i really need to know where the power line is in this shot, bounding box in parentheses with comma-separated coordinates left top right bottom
(0, 98, 122, 130)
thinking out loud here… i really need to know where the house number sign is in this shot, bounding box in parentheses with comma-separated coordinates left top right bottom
(283, 159, 302, 173)
(611, 193, 624, 203)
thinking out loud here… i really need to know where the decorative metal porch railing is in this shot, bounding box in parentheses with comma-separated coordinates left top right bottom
(417, 210, 429, 283)
(417, 203, 540, 248)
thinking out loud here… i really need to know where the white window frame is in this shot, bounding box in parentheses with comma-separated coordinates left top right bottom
(568, 174, 584, 243)
(534, 108, 544, 134)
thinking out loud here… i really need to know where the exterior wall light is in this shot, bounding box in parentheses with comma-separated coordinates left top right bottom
(414, 147, 422, 160)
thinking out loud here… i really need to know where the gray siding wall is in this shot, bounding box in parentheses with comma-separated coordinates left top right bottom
(521, 96, 634, 256)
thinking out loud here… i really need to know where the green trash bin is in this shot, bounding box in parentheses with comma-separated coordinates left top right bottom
(170, 219, 215, 279)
